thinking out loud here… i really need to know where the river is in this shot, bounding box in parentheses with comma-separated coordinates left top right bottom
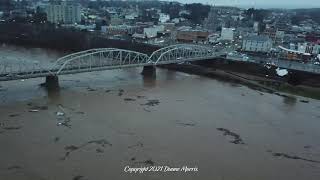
(0, 45, 320, 180)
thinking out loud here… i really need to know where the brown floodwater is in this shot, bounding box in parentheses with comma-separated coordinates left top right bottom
(0, 45, 320, 180)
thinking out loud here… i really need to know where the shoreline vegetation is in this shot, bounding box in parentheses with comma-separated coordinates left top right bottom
(0, 22, 320, 100)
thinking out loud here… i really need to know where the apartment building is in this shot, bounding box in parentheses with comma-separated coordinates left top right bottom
(46, 0, 81, 24)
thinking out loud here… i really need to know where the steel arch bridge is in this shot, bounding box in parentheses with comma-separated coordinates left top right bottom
(0, 44, 224, 81)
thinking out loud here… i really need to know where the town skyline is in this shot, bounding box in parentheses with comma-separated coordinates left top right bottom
(163, 0, 320, 9)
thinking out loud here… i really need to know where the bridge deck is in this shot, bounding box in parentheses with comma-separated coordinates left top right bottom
(1, 45, 319, 82)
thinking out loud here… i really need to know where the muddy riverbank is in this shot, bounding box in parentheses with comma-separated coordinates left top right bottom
(161, 60, 320, 100)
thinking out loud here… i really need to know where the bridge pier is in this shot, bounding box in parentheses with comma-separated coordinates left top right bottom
(41, 75, 59, 90)
(141, 66, 156, 77)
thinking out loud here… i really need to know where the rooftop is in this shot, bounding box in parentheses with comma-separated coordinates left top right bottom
(244, 35, 271, 42)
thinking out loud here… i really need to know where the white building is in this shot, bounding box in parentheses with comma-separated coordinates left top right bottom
(159, 13, 170, 23)
(297, 43, 320, 55)
(297, 42, 307, 53)
(220, 28, 234, 41)
(289, 43, 296, 50)
(101, 25, 138, 35)
(46, 0, 81, 24)
(124, 13, 138, 20)
(242, 35, 273, 53)
(143, 25, 164, 38)
(253, 22, 259, 32)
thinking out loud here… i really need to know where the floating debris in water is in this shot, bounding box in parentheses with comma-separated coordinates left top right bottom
(30, 105, 48, 110)
(87, 87, 97, 91)
(72, 175, 85, 180)
(7, 165, 22, 170)
(128, 142, 144, 149)
(29, 109, 39, 112)
(141, 99, 160, 106)
(118, 89, 124, 96)
(142, 159, 155, 166)
(57, 120, 71, 128)
(9, 114, 20, 117)
(136, 95, 146, 99)
(56, 105, 71, 128)
(217, 128, 245, 144)
(300, 100, 309, 103)
(65, 145, 79, 151)
(143, 108, 151, 112)
(3, 126, 22, 130)
(28, 105, 48, 112)
(271, 152, 320, 163)
(177, 122, 196, 127)
(88, 139, 112, 147)
(58, 104, 66, 113)
(56, 111, 65, 116)
(54, 137, 60, 143)
(124, 98, 136, 102)
(96, 148, 104, 153)
(61, 139, 112, 160)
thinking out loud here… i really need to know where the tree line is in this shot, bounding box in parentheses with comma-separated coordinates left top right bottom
(0, 22, 158, 54)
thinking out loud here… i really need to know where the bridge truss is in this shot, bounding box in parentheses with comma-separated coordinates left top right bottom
(0, 44, 222, 81)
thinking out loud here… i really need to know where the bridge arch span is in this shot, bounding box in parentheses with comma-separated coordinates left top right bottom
(51, 48, 121, 70)
(149, 44, 216, 65)
(55, 48, 149, 75)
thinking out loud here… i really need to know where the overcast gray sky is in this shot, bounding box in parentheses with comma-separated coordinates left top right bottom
(164, 0, 320, 9)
